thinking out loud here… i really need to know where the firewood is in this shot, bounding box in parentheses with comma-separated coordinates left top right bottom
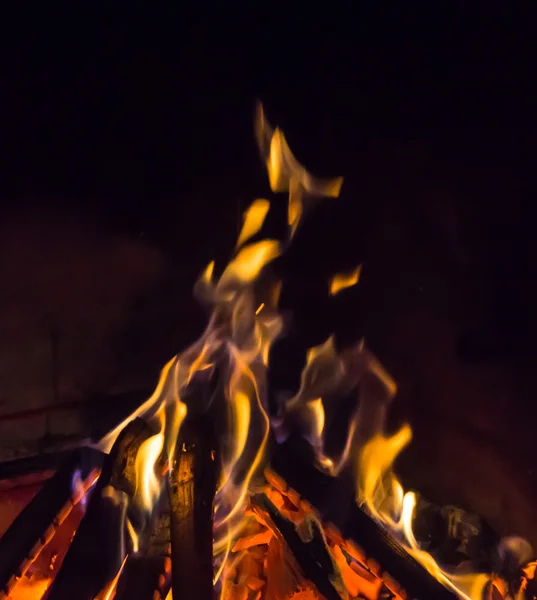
(169, 417, 218, 600)
(46, 418, 156, 600)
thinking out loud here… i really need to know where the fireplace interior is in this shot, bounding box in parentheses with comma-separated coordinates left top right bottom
(0, 437, 457, 600)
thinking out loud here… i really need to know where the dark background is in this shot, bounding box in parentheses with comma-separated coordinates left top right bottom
(1, 5, 537, 544)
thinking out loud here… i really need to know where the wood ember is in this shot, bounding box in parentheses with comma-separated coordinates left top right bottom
(219, 473, 408, 600)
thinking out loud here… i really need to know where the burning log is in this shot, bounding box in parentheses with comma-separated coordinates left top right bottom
(271, 439, 459, 600)
(46, 417, 157, 600)
(169, 417, 218, 600)
(0, 446, 103, 598)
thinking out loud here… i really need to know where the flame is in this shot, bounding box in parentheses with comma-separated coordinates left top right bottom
(255, 102, 343, 238)
(356, 427, 492, 599)
(99, 187, 290, 585)
(236, 198, 270, 249)
(95, 104, 343, 587)
(329, 264, 362, 295)
(125, 518, 139, 554)
(219, 239, 280, 286)
(201, 260, 215, 285)
(134, 431, 164, 512)
(94, 102, 516, 600)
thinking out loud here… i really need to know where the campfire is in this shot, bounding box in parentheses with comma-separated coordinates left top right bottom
(0, 104, 535, 600)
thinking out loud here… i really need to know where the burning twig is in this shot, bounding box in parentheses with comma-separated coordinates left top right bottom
(46, 418, 157, 600)
(169, 417, 218, 600)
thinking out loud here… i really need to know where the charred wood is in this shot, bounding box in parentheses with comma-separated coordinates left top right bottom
(0, 446, 103, 597)
(46, 418, 156, 600)
(169, 417, 218, 600)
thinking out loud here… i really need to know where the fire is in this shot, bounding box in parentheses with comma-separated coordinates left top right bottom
(134, 430, 165, 512)
(356, 428, 492, 599)
(88, 102, 528, 600)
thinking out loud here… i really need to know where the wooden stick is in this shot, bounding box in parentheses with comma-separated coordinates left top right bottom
(46, 418, 156, 600)
(169, 417, 217, 600)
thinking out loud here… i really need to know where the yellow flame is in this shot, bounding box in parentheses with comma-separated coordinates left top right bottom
(220, 239, 280, 286)
(308, 398, 325, 439)
(97, 357, 177, 454)
(100, 186, 283, 575)
(236, 199, 270, 249)
(356, 426, 493, 599)
(356, 425, 412, 523)
(201, 260, 215, 285)
(255, 102, 343, 238)
(329, 265, 362, 295)
(126, 518, 139, 554)
(217, 346, 271, 531)
(256, 104, 343, 197)
(230, 391, 250, 463)
(134, 432, 165, 512)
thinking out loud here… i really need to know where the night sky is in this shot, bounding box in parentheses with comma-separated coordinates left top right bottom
(2, 5, 537, 540)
